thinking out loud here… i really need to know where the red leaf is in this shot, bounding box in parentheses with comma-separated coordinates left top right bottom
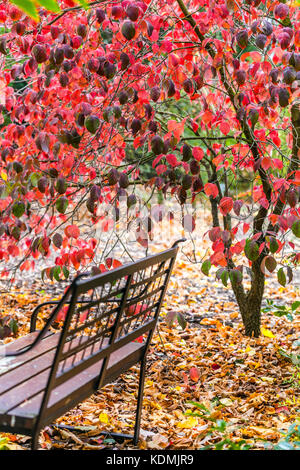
(208, 226, 221, 242)
(166, 154, 178, 167)
(219, 121, 230, 135)
(64, 224, 80, 239)
(204, 183, 218, 199)
(112, 259, 122, 268)
(136, 228, 148, 247)
(219, 197, 233, 216)
(189, 367, 200, 382)
(156, 164, 167, 175)
(233, 200, 243, 216)
(167, 119, 185, 140)
(243, 223, 250, 234)
(152, 155, 162, 168)
(192, 147, 204, 161)
(261, 157, 271, 170)
(275, 406, 289, 415)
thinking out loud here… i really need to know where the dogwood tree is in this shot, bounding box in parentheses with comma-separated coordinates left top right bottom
(0, 0, 299, 336)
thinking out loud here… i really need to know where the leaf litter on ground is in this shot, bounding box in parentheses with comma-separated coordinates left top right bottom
(0, 215, 299, 450)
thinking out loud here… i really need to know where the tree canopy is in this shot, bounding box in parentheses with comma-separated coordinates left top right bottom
(0, 0, 299, 336)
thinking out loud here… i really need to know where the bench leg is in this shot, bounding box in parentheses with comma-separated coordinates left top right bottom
(53, 357, 147, 447)
(133, 356, 146, 445)
(31, 431, 40, 450)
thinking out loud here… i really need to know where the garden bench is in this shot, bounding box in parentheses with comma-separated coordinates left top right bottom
(0, 241, 183, 450)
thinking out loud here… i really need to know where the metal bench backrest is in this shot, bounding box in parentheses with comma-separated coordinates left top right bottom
(37, 245, 178, 421)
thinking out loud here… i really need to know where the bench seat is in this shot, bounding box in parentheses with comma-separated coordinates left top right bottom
(0, 242, 182, 448)
(0, 332, 144, 435)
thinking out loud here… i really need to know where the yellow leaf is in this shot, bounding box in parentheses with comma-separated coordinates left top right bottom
(261, 327, 275, 338)
(1, 171, 7, 181)
(99, 412, 109, 424)
(220, 398, 233, 406)
(260, 376, 274, 383)
(177, 416, 198, 429)
(150, 401, 162, 410)
(241, 426, 280, 440)
(245, 346, 256, 356)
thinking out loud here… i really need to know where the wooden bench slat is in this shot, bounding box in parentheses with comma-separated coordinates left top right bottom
(0, 331, 144, 414)
(0, 330, 54, 358)
(0, 332, 55, 383)
(3, 341, 143, 429)
(0, 333, 109, 410)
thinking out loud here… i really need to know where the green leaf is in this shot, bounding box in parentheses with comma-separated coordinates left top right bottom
(291, 354, 300, 365)
(177, 312, 187, 330)
(62, 266, 69, 279)
(201, 260, 211, 276)
(268, 236, 279, 254)
(291, 301, 300, 312)
(12, 201, 25, 218)
(279, 348, 292, 361)
(77, 0, 88, 8)
(38, 0, 60, 12)
(221, 270, 229, 287)
(186, 401, 209, 413)
(103, 438, 116, 445)
(215, 419, 227, 432)
(277, 267, 286, 287)
(56, 197, 68, 214)
(229, 269, 242, 285)
(9, 318, 19, 335)
(10, 0, 39, 21)
(216, 267, 226, 280)
(30, 172, 40, 188)
(11, 226, 21, 240)
(53, 266, 61, 282)
(291, 220, 300, 238)
(245, 239, 259, 261)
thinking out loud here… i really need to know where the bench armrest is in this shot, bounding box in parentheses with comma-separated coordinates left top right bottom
(4, 300, 64, 357)
(30, 300, 62, 333)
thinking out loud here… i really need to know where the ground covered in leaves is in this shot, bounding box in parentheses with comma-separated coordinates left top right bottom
(0, 248, 299, 450)
(0, 209, 299, 450)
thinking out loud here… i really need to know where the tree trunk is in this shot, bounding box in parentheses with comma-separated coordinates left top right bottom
(230, 257, 265, 338)
(239, 287, 264, 338)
